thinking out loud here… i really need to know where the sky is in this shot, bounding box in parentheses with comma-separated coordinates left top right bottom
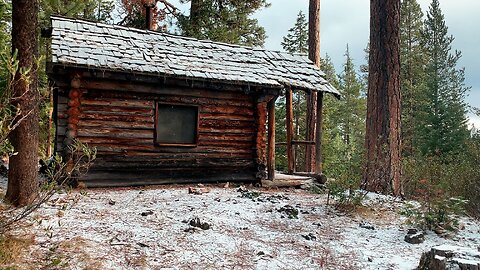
(169, 0, 480, 128)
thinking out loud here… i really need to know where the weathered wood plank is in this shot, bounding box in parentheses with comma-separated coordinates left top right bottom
(80, 105, 154, 116)
(78, 120, 152, 130)
(81, 98, 153, 108)
(286, 87, 295, 174)
(83, 79, 251, 101)
(267, 97, 276, 180)
(77, 129, 154, 139)
(79, 113, 154, 123)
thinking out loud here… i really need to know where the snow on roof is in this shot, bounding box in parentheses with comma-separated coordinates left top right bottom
(49, 16, 339, 96)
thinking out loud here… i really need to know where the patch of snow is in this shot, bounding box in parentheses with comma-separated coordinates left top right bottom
(3, 186, 480, 269)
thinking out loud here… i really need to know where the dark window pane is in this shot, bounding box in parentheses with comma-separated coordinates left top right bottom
(156, 104, 198, 145)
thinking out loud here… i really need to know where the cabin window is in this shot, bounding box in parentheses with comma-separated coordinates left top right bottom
(155, 103, 199, 147)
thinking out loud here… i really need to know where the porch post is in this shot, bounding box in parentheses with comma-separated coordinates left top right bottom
(286, 88, 295, 174)
(267, 97, 276, 180)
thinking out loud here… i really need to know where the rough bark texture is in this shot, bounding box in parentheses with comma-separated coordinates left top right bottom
(363, 0, 402, 196)
(306, 0, 320, 173)
(6, 0, 40, 206)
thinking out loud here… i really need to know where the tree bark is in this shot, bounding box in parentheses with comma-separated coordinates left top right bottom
(307, 0, 320, 173)
(363, 0, 402, 196)
(189, 0, 202, 33)
(6, 0, 40, 206)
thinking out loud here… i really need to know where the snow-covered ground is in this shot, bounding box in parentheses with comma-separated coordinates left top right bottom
(1, 183, 480, 270)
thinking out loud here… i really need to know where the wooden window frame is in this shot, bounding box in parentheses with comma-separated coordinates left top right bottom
(154, 102, 199, 147)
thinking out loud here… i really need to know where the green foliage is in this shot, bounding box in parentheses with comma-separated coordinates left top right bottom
(417, 0, 470, 156)
(401, 197, 467, 231)
(323, 46, 366, 185)
(0, 49, 34, 157)
(403, 134, 480, 217)
(39, 0, 114, 27)
(281, 11, 308, 54)
(327, 178, 366, 210)
(400, 0, 428, 157)
(0, 0, 10, 48)
(177, 0, 269, 47)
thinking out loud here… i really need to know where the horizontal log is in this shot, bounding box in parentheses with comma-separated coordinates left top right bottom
(82, 79, 251, 101)
(89, 144, 253, 154)
(78, 173, 257, 187)
(198, 127, 254, 134)
(78, 119, 152, 130)
(94, 152, 253, 161)
(91, 158, 254, 169)
(80, 105, 154, 116)
(197, 140, 253, 147)
(77, 128, 154, 139)
(200, 105, 253, 116)
(199, 119, 254, 129)
(81, 98, 153, 109)
(79, 113, 154, 123)
(201, 113, 253, 121)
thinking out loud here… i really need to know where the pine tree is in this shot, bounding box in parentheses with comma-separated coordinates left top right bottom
(178, 0, 268, 47)
(400, 0, 427, 156)
(0, 0, 10, 48)
(281, 11, 308, 54)
(320, 54, 340, 174)
(6, 0, 40, 206)
(325, 47, 366, 182)
(419, 0, 469, 156)
(364, 0, 402, 195)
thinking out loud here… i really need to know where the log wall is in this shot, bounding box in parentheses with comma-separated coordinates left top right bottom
(53, 75, 267, 187)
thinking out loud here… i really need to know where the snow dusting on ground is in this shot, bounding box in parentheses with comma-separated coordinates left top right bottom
(1, 181, 480, 270)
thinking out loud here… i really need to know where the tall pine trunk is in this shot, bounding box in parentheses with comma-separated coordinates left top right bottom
(363, 0, 402, 196)
(307, 0, 319, 172)
(6, 0, 39, 206)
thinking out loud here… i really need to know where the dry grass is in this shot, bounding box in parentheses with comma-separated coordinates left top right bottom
(0, 233, 34, 268)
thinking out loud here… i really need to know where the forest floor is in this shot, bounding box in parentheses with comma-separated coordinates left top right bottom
(0, 178, 479, 270)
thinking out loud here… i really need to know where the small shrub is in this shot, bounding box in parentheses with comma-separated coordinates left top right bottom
(327, 178, 366, 210)
(400, 197, 467, 231)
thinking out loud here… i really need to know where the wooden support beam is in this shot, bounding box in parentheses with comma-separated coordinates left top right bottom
(286, 88, 295, 174)
(315, 91, 324, 174)
(275, 140, 315, 146)
(267, 97, 276, 180)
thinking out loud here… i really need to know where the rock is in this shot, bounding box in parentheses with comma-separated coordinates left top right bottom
(108, 199, 116, 205)
(140, 210, 154, 216)
(408, 228, 419, 234)
(434, 227, 448, 235)
(405, 231, 425, 244)
(301, 233, 316, 241)
(257, 251, 265, 256)
(188, 217, 211, 230)
(277, 205, 299, 219)
(417, 245, 480, 270)
(359, 222, 375, 230)
(188, 186, 210, 195)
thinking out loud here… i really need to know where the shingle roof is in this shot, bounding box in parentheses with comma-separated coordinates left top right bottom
(50, 16, 339, 96)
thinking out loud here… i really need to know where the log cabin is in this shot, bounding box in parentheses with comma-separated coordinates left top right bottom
(47, 16, 339, 187)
